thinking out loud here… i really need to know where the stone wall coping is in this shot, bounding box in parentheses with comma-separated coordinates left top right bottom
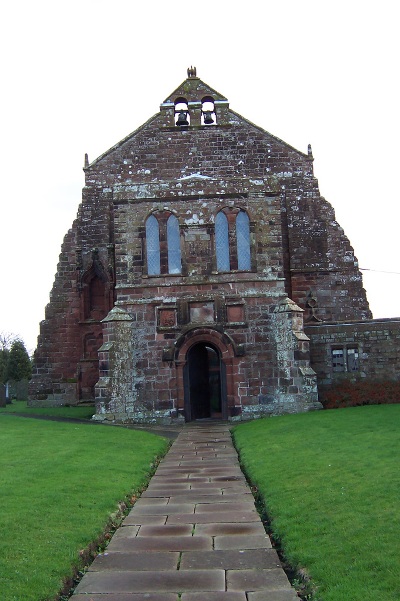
(305, 317, 400, 331)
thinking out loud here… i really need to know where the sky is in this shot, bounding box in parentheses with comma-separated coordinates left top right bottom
(1, 0, 399, 354)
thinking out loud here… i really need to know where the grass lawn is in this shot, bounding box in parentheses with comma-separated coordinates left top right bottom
(0, 414, 169, 601)
(233, 405, 400, 601)
(0, 400, 95, 420)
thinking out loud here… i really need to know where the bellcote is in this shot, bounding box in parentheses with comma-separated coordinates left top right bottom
(159, 67, 230, 128)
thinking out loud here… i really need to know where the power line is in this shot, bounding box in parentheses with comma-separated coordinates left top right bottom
(360, 268, 400, 275)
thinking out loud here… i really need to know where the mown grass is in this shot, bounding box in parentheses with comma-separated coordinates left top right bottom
(0, 415, 169, 601)
(0, 400, 94, 419)
(233, 405, 400, 601)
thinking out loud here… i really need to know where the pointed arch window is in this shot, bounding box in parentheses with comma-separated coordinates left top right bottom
(236, 210, 251, 270)
(146, 214, 161, 275)
(215, 208, 252, 272)
(215, 211, 230, 271)
(145, 212, 182, 276)
(167, 214, 182, 274)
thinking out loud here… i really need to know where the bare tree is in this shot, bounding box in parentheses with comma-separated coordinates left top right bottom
(0, 332, 16, 351)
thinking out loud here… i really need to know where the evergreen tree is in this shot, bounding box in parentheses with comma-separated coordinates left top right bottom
(5, 339, 32, 382)
(0, 348, 9, 384)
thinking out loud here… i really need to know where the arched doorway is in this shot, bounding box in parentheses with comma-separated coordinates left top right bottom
(185, 343, 224, 420)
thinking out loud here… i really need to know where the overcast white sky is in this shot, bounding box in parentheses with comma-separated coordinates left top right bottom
(1, 1, 399, 353)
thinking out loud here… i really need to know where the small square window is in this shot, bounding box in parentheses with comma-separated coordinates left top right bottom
(332, 349, 345, 372)
(347, 348, 359, 372)
(332, 347, 359, 373)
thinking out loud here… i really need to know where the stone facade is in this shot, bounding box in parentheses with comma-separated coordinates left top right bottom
(30, 69, 387, 422)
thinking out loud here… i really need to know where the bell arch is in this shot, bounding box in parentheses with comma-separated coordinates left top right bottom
(175, 97, 190, 126)
(174, 327, 239, 422)
(201, 96, 216, 125)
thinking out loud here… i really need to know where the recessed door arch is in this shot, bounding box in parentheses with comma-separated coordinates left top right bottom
(184, 342, 225, 421)
(174, 327, 238, 422)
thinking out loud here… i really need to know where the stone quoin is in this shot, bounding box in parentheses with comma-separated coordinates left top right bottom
(29, 69, 400, 421)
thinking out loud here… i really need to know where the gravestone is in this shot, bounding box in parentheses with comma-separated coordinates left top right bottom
(0, 384, 6, 407)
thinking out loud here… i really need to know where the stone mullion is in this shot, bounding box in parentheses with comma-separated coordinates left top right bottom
(226, 210, 238, 271)
(158, 213, 170, 274)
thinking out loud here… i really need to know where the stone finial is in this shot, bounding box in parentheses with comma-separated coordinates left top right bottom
(274, 297, 304, 313)
(102, 306, 133, 322)
(84, 153, 89, 168)
(187, 66, 197, 78)
(307, 144, 313, 157)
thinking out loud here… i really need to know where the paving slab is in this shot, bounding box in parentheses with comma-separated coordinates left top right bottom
(168, 493, 251, 504)
(167, 511, 260, 524)
(214, 535, 273, 550)
(248, 590, 299, 601)
(195, 502, 255, 513)
(188, 481, 249, 490)
(71, 423, 296, 599)
(133, 497, 170, 506)
(226, 568, 293, 591)
(117, 515, 167, 526)
(195, 522, 266, 536)
(146, 483, 191, 490)
(137, 524, 194, 537)
(106, 535, 213, 553)
(74, 569, 225, 594)
(180, 549, 281, 570)
(126, 503, 195, 516)
(111, 525, 140, 539)
(182, 594, 247, 601)
(89, 551, 179, 571)
(151, 476, 211, 483)
(73, 595, 178, 601)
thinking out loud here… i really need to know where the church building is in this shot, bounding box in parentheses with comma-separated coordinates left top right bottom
(31, 68, 398, 422)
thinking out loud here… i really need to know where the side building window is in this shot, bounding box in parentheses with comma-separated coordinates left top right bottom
(332, 347, 359, 373)
(215, 208, 251, 272)
(347, 348, 359, 371)
(145, 212, 181, 275)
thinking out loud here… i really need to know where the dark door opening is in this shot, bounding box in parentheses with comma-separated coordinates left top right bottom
(187, 343, 222, 420)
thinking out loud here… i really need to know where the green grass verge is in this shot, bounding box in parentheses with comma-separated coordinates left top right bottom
(233, 405, 400, 601)
(0, 415, 169, 601)
(0, 400, 95, 419)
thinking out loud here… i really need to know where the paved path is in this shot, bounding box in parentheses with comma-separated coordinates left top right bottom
(72, 422, 298, 600)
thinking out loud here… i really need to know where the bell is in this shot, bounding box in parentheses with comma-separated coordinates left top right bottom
(203, 111, 214, 125)
(176, 111, 189, 126)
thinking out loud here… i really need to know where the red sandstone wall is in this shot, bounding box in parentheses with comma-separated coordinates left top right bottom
(30, 75, 371, 407)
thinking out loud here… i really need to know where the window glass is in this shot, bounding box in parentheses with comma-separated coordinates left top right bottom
(332, 349, 345, 372)
(236, 210, 251, 270)
(167, 214, 181, 274)
(146, 215, 161, 275)
(347, 348, 359, 371)
(215, 211, 230, 271)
